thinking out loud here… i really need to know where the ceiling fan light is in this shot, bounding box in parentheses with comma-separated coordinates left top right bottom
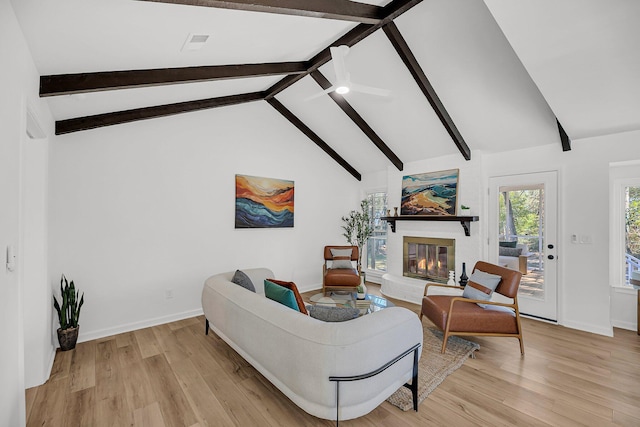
(335, 85, 350, 94)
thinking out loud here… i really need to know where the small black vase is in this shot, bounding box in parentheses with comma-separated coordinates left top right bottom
(459, 262, 468, 287)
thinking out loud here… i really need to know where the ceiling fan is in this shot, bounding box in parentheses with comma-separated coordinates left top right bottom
(306, 45, 390, 101)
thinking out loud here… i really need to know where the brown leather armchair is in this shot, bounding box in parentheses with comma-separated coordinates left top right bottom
(322, 245, 360, 294)
(420, 261, 524, 354)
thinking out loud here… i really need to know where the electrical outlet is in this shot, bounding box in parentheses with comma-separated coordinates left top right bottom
(165, 289, 174, 299)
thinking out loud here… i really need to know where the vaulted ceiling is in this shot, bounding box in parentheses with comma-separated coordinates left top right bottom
(11, 0, 640, 179)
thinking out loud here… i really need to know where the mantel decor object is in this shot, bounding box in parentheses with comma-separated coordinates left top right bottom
(447, 270, 455, 286)
(459, 263, 468, 287)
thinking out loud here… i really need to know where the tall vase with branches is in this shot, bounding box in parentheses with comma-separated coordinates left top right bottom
(341, 199, 374, 276)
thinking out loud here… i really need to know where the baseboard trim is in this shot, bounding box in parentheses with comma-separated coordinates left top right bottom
(297, 283, 322, 294)
(77, 308, 204, 343)
(25, 345, 57, 389)
(611, 319, 637, 331)
(44, 345, 56, 384)
(561, 320, 613, 337)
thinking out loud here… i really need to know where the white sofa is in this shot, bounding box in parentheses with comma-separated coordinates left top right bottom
(201, 268, 423, 421)
(499, 243, 531, 274)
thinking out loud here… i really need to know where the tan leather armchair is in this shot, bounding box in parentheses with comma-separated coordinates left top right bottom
(420, 261, 524, 354)
(322, 245, 360, 294)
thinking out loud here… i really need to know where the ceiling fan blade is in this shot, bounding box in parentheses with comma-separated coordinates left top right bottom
(349, 83, 391, 97)
(330, 45, 349, 83)
(304, 85, 337, 101)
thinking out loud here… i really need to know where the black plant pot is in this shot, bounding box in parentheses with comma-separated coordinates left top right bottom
(57, 326, 79, 351)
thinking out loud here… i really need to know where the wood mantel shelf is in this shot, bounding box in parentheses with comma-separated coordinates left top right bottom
(381, 215, 479, 236)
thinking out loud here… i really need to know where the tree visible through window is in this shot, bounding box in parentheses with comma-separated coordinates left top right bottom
(499, 187, 543, 267)
(625, 185, 640, 285)
(366, 192, 387, 272)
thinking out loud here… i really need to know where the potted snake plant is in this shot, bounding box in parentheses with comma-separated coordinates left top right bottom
(53, 274, 84, 351)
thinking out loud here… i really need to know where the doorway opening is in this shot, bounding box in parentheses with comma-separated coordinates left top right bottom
(489, 171, 558, 321)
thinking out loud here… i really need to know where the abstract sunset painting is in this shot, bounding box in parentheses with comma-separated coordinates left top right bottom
(235, 174, 294, 228)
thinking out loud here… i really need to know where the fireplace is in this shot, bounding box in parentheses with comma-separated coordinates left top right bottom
(403, 237, 455, 283)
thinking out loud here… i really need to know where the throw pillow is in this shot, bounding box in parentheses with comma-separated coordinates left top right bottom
(462, 270, 503, 307)
(264, 280, 300, 312)
(330, 248, 353, 258)
(331, 258, 354, 269)
(265, 279, 308, 315)
(499, 247, 522, 257)
(231, 269, 256, 292)
(499, 241, 518, 248)
(308, 305, 360, 322)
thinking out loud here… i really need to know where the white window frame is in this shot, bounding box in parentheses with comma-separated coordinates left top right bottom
(364, 190, 388, 279)
(610, 177, 640, 289)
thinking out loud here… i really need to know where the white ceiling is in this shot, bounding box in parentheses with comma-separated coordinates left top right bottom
(10, 0, 640, 176)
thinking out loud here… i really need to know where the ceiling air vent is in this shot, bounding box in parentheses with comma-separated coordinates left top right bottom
(181, 33, 210, 52)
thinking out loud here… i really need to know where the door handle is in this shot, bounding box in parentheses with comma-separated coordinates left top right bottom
(547, 244, 554, 249)
(547, 255, 555, 260)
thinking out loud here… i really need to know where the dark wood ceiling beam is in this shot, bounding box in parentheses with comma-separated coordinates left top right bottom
(264, 23, 378, 99)
(50, 0, 425, 134)
(383, 21, 471, 161)
(41, 62, 307, 96)
(55, 92, 264, 135)
(265, 0, 423, 99)
(557, 119, 571, 151)
(310, 70, 403, 171)
(266, 97, 361, 180)
(137, 0, 384, 24)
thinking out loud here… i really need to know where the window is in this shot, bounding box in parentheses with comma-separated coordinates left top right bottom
(624, 185, 640, 286)
(366, 192, 387, 272)
(612, 174, 640, 288)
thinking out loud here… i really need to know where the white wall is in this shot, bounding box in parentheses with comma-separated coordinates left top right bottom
(21, 132, 54, 388)
(49, 101, 362, 342)
(1, 0, 54, 423)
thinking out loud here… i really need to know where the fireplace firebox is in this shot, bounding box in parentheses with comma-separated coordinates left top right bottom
(403, 237, 455, 283)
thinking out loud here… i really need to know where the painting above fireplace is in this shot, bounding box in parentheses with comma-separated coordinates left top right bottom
(403, 236, 455, 283)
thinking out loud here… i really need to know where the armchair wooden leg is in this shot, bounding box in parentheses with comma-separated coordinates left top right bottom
(518, 336, 525, 355)
(441, 333, 448, 354)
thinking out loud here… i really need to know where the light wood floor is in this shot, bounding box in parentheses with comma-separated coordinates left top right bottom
(26, 284, 640, 426)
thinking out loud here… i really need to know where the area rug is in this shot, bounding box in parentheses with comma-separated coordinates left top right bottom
(386, 327, 480, 411)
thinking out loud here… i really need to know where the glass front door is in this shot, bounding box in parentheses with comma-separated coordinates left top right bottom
(489, 171, 558, 321)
